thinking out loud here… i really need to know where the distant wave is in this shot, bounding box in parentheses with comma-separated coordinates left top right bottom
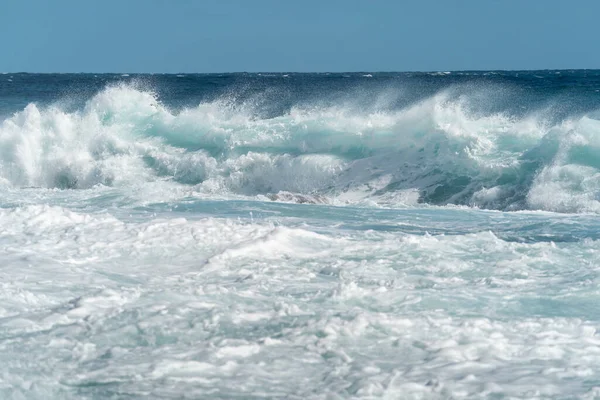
(2, 83, 600, 213)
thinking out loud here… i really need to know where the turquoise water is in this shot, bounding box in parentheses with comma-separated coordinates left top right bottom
(2, 72, 600, 399)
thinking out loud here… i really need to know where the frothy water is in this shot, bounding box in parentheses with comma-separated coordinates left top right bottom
(4, 80, 600, 213)
(2, 72, 600, 399)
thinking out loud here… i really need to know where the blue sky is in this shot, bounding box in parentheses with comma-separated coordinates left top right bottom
(0, 0, 597, 72)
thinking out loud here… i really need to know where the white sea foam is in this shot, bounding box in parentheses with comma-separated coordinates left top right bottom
(1, 204, 600, 398)
(3, 76, 600, 398)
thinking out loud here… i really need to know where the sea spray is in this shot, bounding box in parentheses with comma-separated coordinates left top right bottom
(2, 79, 600, 212)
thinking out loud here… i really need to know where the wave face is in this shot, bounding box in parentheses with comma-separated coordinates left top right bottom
(3, 72, 600, 213)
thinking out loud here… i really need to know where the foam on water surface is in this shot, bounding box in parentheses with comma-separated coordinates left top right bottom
(2, 72, 600, 399)
(1, 202, 600, 399)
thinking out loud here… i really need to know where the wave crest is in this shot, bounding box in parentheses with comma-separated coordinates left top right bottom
(2, 83, 600, 213)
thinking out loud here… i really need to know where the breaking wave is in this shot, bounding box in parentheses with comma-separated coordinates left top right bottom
(2, 83, 600, 213)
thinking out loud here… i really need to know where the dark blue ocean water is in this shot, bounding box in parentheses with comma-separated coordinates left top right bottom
(2, 71, 600, 399)
(3, 70, 600, 118)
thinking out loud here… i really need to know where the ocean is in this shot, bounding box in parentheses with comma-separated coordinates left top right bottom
(2, 71, 600, 399)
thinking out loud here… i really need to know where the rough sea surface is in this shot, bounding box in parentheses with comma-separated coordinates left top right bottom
(2, 71, 600, 399)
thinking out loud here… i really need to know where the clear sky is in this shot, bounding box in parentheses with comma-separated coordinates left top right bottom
(0, 0, 598, 73)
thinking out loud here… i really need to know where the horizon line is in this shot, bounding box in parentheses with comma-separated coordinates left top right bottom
(2, 68, 599, 75)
